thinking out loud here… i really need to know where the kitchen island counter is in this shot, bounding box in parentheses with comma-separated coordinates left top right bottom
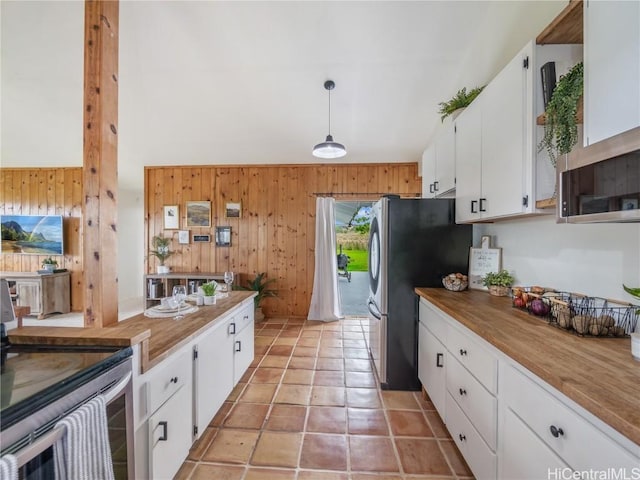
(8, 291, 256, 373)
(415, 287, 640, 448)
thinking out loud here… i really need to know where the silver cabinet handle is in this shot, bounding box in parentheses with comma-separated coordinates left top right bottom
(158, 421, 168, 441)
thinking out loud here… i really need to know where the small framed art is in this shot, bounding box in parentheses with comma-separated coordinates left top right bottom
(225, 202, 241, 218)
(178, 230, 189, 244)
(186, 201, 211, 227)
(215, 226, 232, 246)
(163, 205, 179, 229)
(621, 198, 638, 211)
(193, 234, 211, 243)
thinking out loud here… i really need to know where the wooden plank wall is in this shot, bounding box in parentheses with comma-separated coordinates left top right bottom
(145, 163, 422, 317)
(0, 168, 84, 311)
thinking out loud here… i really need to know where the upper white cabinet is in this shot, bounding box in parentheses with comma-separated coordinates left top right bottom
(584, 0, 640, 146)
(422, 120, 456, 199)
(455, 40, 582, 223)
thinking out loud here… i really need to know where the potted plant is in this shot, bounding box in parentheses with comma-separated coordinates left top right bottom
(149, 234, 173, 274)
(237, 272, 277, 322)
(437, 86, 485, 122)
(41, 256, 58, 273)
(200, 281, 217, 305)
(538, 62, 584, 168)
(482, 270, 515, 297)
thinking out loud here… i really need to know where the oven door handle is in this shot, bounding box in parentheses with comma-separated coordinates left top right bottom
(10, 371, 132, 469)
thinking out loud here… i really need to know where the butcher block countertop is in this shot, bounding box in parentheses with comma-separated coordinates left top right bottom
(415, 287, 640, 447)
(9, 291, 256, 373)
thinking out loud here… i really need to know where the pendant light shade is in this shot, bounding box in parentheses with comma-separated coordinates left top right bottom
(313, 80, 346, 159)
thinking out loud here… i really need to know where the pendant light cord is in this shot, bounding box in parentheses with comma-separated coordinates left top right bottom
(327, 87, 332, 136)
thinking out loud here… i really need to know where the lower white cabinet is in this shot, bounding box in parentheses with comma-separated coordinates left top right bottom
(418, 296, 640, 480)
(194, 318, 235, 438)
(148, 384, 192, 480)
(233, 322, 254, 384)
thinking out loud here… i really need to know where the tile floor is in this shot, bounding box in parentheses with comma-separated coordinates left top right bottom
(175, 317, 474, 480)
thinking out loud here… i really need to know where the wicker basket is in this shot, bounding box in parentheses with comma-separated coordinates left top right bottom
(488, 285, 510, 297)
(442, 276, 468, 292)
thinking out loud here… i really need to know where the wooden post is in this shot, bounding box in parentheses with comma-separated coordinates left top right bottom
(82, 0, 119, 327)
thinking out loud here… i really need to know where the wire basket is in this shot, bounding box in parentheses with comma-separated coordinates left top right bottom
(548, 295, 638, 337)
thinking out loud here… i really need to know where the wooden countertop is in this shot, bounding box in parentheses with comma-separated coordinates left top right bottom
(415, 288, 640, 447)
(9, 291, 256, 373)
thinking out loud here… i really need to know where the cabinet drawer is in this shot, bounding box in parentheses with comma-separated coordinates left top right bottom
(446, 392, 497, 480)
(447, 324, 497, 394)
(419, 298, 448, 341)
(503, 365, 639, 471)
(232, 303, 254, 334)
(147, 349, 191, 415)
(446, 354, 497, 450)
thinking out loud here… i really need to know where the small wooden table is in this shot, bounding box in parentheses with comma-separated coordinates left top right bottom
(14, 306, 31, 328)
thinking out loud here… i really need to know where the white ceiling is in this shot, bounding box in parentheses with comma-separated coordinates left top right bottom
(1, 1, 565, 190)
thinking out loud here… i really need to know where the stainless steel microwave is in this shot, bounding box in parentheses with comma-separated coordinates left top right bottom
(559, 126, 640, 223)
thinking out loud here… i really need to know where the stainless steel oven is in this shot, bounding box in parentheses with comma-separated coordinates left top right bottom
(0, 346, 134, 479)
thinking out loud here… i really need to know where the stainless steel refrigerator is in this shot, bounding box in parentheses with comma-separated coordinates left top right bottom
(367, 196, 472, 390)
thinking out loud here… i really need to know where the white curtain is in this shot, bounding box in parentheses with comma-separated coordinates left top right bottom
(308, 197, 343, 322)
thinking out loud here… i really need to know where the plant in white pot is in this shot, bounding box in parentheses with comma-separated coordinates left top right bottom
(41, 256, 58, 273)
(200, 281, 217, 305)
(149, 234, 174, 274)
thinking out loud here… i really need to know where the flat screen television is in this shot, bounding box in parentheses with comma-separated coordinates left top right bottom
(1, 215, 64, 255)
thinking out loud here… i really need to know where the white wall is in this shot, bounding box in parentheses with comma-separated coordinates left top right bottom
(118, 189, 145, 303)
(474, 216, 640, 305)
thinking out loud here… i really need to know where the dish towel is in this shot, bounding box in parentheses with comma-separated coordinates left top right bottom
(53, 394, 114, 480)
(0, 454, 17, 480)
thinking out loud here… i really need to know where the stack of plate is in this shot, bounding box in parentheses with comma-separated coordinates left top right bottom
(144, 302, 198, 318)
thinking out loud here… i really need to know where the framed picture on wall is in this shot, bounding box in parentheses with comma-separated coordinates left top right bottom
(178, 230, 189, 244)
(225, 202, 241, 218)
(186, 201, 211, 227)
(163, 205, 179, 229)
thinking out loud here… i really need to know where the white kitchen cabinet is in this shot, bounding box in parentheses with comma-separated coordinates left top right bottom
(455, 40, 582, 223)
(422, 120, 456, 199)
(233, 321, 254, 384)
(417, 319, 447, 419)
(584, 0, 640, 146)
(149, 384, 192, 480)
(194, 318, 234, 438)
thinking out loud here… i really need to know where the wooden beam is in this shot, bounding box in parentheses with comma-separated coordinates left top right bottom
(82, 0, 119, 327)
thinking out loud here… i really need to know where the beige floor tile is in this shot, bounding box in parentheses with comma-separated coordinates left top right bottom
(424, 410, 449, 438)
(264, 405, 307, 432)
(313, 370, 345, 386)
(344, 358, 373, 372)
(255, 336, 275, 346)
(269, 344, 294, 356)
(260, 328, 284, 336)
(254, 344, 270, 356)
(342, 331, 365, 339)
(174, 460, 197, 480)
(239, 367, 255, 383)
(244, 467, 297, 480)
(318, 346, 343, 358)
(315, 357, 344, 371)
(310, 386, 346, 406)
(342, 339, 367, 348)
(381, 390, 421, 410)
(282, 368, 314, 385)
(300, 330, 321, 338)
(273, 336, 298, 345)
(293, 346, 318, 357)
(210, 401, 233, 427)
(394, 438, 452, 475)
(202, 429, 260, 464)
(288, 356, 316, 369)
(416, 390, 437, 411)
(306, 406, 347, 433)
(345, 371, 376, 388)
(238, 383, 278, 404)
(299, 433, 347, 470)
(387, 410, 434, 437)
(274, 384, 312, 405)
(347, 408, 389, 435)
(190, 463, 245, 480)
(224, 403, 270, 429)
(259, 355, 290, 368)
(350, 475, 406, 480)
(346, 388, 382, 408)
(251, 431, 302, 467)
(279, 329, 302, 338)
(319, 339, 343, 348)
(251, 367, 285, 384)
(343, 348, 369, 359)
(187, 426, 218, 461)
(227, 382, 247, 401)
(349, 436, 399, 472)
(250, 355, 263, 368)
(440, 439, 474, 477)
(297, 471, 348, 480)
(297, 337, 320, 348)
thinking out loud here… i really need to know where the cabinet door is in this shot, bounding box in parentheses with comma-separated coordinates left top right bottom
(501, 408, 568, 480)
(16, 281, 41, 314)
(149, 384, 192, 480)
(481, 42, 530, 219)
(233, 321, 254, 384)
(585, 0, 640, 146)
(435, 121, 456, 196)
(455, 101, 482, 223)
(194, 320, 234, 436)
(421, 146, 437, 198)
(417, 321, 446, 419)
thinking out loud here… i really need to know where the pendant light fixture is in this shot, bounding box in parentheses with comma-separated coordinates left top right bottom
(313, 80, 347, 159)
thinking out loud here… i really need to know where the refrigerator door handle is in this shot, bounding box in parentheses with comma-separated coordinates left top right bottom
(368, 299, 382, 320)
